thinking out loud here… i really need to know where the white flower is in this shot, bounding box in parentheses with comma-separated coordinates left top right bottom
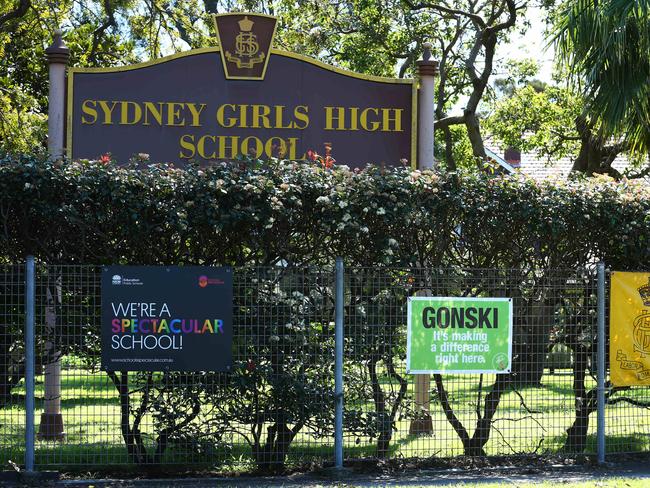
(388, 238, 398, 247)
(270, 196, 283, 209)
(360, 226, 369, 233)
(316, 196, 330, 205)
(338, 201, 348, 208)
(377, 207, 386, 215)
(342, 213, 352, 222)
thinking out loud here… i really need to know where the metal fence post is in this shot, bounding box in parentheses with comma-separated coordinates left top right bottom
(597, 262, 606, 464)
(25, 256, 35, 472)
(334, 257, 344, 468)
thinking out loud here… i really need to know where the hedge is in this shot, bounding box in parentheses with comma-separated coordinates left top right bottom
(1, 154, 648, 269)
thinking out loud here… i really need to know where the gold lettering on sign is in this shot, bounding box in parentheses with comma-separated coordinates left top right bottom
(179, 134, 302, 160)
(360, 108, 380, 131)
(216, 104, 237, 128)
(80, 100, 207, 127)
(81, 100, 98, 124)
(214, 104, 310, 130)
(325, 106, 404, 132)
(251, 105, 272, 129)
(98, 101, 118, 125)
(324, 107, 346, 131)
(382, 108, 403, 132)
(143, 102, 164, 126)
(217, 136, 239, 159)
(120, 101, 142, 125)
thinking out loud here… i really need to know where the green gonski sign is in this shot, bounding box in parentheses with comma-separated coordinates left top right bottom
(407, 297, 513, 374)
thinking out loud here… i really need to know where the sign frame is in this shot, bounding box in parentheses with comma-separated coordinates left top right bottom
(406, 296, 514, 375)
(65, 46, 418, 168)
(101, 265, 233, 372)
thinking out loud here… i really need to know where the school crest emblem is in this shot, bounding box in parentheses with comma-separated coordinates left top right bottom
(213, 13, 277, 80)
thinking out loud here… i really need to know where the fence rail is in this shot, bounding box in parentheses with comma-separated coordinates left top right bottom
(1, 260, 650, 472)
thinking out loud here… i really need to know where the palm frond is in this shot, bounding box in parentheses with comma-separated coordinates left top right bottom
(552, 0, 650, 154)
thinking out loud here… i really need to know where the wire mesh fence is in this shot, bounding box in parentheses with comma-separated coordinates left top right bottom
(0, 265, 25, 467)
(1, 263, 650, 471)
(26, 265, 337, 468)
(604, 270, 650, 454)
(343, 267, 600, 459)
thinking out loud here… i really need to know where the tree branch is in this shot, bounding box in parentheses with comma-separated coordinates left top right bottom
(0, 0, 31, 31)
(405, 0, 487, 29)
(435, 114, 466, 129)
(89, 0, 117, 64)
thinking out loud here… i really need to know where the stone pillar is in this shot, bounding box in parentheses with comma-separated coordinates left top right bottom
(38, 30, 69, 441)
(411, 45, 438, 426)
(417, 42, 439, 170)
(46, 29, 69, 159)
(409, 288, 433, 435)
(412, 46, 438, 424)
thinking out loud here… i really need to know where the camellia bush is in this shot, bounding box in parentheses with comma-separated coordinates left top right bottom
(2, 154, 650, 465)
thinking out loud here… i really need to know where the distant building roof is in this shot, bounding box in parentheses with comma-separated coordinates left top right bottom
(483, 139, 631, 180)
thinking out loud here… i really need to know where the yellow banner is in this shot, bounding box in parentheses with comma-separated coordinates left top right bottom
(610, 271, 650, 386)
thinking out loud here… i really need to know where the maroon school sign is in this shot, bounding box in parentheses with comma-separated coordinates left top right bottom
(66, 13, 416, 168)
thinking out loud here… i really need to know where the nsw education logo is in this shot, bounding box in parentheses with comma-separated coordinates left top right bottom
(111, 274, 142, 286)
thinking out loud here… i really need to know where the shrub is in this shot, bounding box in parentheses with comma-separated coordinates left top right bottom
(2, 155, 650, 269)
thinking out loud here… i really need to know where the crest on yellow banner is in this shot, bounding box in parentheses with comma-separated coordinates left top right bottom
(610, 272, 650, 386)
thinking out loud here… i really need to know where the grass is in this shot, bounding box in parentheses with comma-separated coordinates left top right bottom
(2, 364, 650, 472)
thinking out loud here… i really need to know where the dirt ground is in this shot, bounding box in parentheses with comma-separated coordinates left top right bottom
(3, 456, 650, 487)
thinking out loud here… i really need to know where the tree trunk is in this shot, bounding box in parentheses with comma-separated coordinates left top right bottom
(465, 113, 487, 160)
(253, 420, 301, 470)
(368, 359, 392, 458)
(0, 335, 23, 405)
(434, 373, 510, 456)
(108, 371, 151, 464)
(572, 116, 625, 177)
(511, 296, 554, 387)
(442, 126, 456, 171)
(564, 345, 595, 452)
(465, 374, 510, 456)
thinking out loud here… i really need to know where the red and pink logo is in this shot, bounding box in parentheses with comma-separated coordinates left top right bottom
(198, 275, 225, 287)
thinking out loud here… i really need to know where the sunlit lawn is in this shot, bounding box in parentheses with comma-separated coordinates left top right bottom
(2, 363, 650, 471)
